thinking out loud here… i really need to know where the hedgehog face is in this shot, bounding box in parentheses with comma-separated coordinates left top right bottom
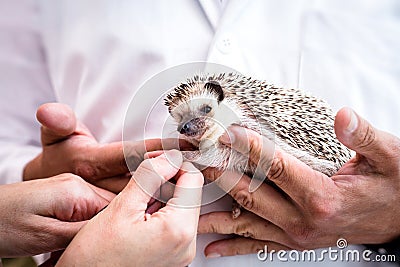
(166, 81, 241, 150)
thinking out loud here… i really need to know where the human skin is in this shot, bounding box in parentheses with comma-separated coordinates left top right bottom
(56, 150, 204, 267)
(0, 174, 114, 257)
(198, 107, 400, 257)
(23, 103, 190, 193)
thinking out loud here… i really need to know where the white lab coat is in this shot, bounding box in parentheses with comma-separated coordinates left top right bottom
(0, 0, 399, 266)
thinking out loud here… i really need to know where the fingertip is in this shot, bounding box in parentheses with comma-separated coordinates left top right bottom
(221, 126, 254, 156)
(204, 242, 222, 258)
(206, 252, 222, 259)
(138, 149, 182, 183)
(37, 103, 77, 136)
(335, 107, 357, 133)
(163, 149, 183, 168)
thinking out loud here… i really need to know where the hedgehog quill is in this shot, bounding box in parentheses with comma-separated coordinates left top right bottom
(164, 73, 351, 214)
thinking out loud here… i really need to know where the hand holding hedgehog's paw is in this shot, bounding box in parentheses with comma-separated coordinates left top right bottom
(165, 72, 352, 217)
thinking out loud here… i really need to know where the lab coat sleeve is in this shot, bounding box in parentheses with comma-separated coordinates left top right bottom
(0, 0, 56, 184)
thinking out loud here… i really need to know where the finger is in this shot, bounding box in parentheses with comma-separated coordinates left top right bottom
(335, 107, 400, 166)
(115, 150, 183, 213)
(267, 149, 335, 206)
(202, 168, 301, 229)
(144, 150, 165, 159)
(204, 237, 291, 258)
(91, 174, 131, 193)
(36, 103, 77, 146)
(124, 138, 195, 172)
(83, 139, 187, 180)
(85, 142, 130, 179)
(167, 162, 204, 208)
(156, 162, 204, 227)
(84, 139, 190, 181)
(198, 211, 295, 248)
(217, 126, 333, 206)
(85, 181, 117, 202)
(155, 162, 204, 237)
(219, 126, 275, 177)
(219, 126, 334, 205)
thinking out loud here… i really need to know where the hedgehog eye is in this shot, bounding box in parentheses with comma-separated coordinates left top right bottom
(200, 105, 212, 114)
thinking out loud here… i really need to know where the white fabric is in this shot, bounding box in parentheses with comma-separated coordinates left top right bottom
(0, 0, 399, 266)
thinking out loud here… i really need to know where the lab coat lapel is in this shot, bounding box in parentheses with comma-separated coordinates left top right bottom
(197, 0, 226, 31)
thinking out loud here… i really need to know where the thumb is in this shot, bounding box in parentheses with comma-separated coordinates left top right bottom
(114, 150, 183, 214)
(36, 103, 77, 146)
(334, 107, 396, 164)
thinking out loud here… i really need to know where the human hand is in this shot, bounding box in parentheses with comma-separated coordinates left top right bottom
(23, 103, 188, 193)
(198, 107, 400, 257)
(56, 150, 204, 267)
(0, 174, 114, 257)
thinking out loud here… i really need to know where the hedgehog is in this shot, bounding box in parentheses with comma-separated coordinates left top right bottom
(164, 72, 351, 215)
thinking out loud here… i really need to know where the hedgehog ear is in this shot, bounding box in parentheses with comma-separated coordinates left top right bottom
(205, 81, 224, 103)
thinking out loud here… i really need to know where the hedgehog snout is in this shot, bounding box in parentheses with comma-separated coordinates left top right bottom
(178, 118, 205, 137)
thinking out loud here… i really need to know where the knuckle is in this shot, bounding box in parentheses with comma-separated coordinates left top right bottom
(232, 189, 254, 211)
(57, 174, 90, 200)
(179, 227, 194, 245)
(267, 150, 288, 185)
(307, 194, 337, 222)
(204, 214, 222, 234)
(357, 124, 376, 149)
(235, 222, 255, 239)
(56, 173, 84, 185)
(162, 219, 193, 246)
(72, 157, 98, 180)
(287, 222, 314, 246)
(281, 215, 314, 245)
(248, 134, 263, 161)
(201, 168, 221, 182)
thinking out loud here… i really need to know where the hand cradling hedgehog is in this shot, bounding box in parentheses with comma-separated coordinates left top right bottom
(164, 72, 351, 217)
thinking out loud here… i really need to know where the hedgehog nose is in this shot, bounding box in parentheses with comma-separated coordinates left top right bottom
(179, 120, 194, 135)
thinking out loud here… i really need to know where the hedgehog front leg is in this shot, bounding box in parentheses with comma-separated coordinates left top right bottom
(182, 146, 231, 169)
(182, 147, 252, 219)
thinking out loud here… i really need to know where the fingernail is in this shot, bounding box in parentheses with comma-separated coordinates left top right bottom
(164, 149, 181, 158)
(346, 109, 358, 133)
(219, 129, 235, 144)
(206, 252, 221, 258)
(143, 152, 152, 159)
